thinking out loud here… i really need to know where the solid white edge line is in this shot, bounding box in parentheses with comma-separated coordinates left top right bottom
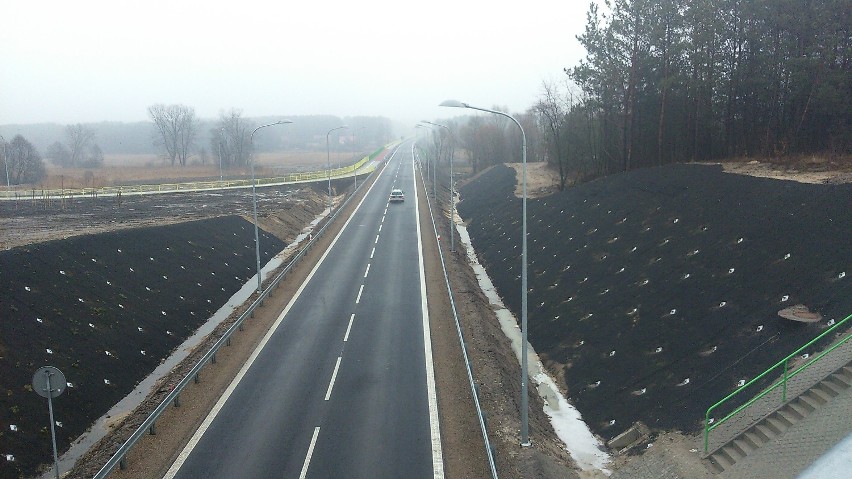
(344, 313, 355, 342)
(324, 356, 342, 400)
(299, 427, 321, 479)
(364, 263, 371, 278)
(412, 149, 445, 478)
(355, 284, 364, 304)
(163, 145, 395, 479)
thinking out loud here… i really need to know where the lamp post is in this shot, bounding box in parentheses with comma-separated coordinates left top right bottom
(422, 121, 455, 253)
(415, 124, 434, 192)
(440, 99, 530, 446)
(326, 125, 348, 214)
(249, 120, 293, 294)
(0, 134, 9, 188)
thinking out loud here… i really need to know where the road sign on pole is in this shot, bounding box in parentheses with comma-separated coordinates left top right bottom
(32, 366, 66, 479)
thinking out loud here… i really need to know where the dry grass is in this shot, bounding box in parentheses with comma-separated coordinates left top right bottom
(36, 150, 362, 189)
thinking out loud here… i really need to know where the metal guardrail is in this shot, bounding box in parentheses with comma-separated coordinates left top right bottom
(90, 145, 398, 478)
(703, 312, 852, 453)
(414, 145, 499, 479)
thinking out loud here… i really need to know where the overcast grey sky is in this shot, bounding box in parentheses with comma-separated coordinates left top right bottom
(1, 0, 591, 126)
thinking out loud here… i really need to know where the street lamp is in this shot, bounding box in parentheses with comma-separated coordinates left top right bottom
(326, 125, 348, 214)
(440, 99, 531, 446)
(422, 121, 455, 253)
(0, 134, 9, 188)
(415, 124, 433, 189)
(249, 119, 293, 294)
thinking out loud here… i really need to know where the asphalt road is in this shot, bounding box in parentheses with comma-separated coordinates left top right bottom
(164, 142, 443, 478)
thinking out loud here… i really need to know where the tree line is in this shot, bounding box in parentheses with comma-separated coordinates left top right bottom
(441, 0, 850, 189)
(0, 109, 393, 186)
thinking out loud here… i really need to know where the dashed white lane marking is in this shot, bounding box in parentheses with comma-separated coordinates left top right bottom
(381, 215, 385, 223)
(299, 427, 321, 479)
(370, 247, 375, 259)
(163, 144, 396, 479)
(324, 357, 342, 401)
(355, 284, 364, 304)
(378, 224, 383, 233)
(375, 234, 380, 244)
(364, 263, 371, 278)
(344, 313, 355, 342)
(384, 208, 388, 215)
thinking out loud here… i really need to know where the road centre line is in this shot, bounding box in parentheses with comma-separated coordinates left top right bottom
(364, 263, 371, 278)
(299, 427, 321, 479)
(344, 313, 355, 342)
(324, 357, 342, 401)
(162, 145, 395, 478)
(356, 284, 364, 304)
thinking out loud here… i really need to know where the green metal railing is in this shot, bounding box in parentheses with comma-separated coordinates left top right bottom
(0, 143, 399, 200)
(704, 312, 852, 453)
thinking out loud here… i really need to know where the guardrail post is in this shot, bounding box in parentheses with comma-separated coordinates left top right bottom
(119, 457, 127, 470)
(173, 395, 180, 408)
(211, 353, 217, 364)
(194, 373, 200, 384)
(149, 421, 156, 435)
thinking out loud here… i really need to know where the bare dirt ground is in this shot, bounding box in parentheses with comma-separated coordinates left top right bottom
(506, 157, 852, 201)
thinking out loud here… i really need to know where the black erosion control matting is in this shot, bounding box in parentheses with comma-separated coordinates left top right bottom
(0, 216, 285, 477)
(457, 164, 851, 441)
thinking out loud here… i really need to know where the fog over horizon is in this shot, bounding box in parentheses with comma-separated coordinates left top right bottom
(1, 0, 590, 128)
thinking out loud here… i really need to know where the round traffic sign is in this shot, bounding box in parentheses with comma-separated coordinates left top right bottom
(32, 366, 66, 399)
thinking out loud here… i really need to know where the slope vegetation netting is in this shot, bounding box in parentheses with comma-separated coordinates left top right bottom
(0, 216, 285, 477)
(457, 164, 851, 441)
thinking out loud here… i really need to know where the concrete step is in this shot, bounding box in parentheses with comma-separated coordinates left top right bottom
(773, 410, 796, 426)
(808, 387, 833, 403)
(826, 374, 851, 390)
(703, 359, 852, 474)
(740, 431, 763, 450)
(816, 381, 842, 397)
(833, 371, 852, 387)
(780, 404, 804, 421)
(798, 393, 822, 410)
(792, 396, 816, 413)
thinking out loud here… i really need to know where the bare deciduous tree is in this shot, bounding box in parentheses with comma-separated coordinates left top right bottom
(536, 81, 577, 190)
(148, 104, 198, 167)
(218, 109, 253, 168)
(66, 124, 96, 167)
(46, 141, 72, 166)
(7, 135, 46, 184)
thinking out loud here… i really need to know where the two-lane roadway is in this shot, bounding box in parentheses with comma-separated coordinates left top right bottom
(164, 142, 443, 478)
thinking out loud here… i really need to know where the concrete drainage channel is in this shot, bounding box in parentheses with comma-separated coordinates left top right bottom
(89, 152, 394, 479)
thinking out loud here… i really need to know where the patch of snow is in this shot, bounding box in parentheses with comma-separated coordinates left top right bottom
(456, 220, 611, 475)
